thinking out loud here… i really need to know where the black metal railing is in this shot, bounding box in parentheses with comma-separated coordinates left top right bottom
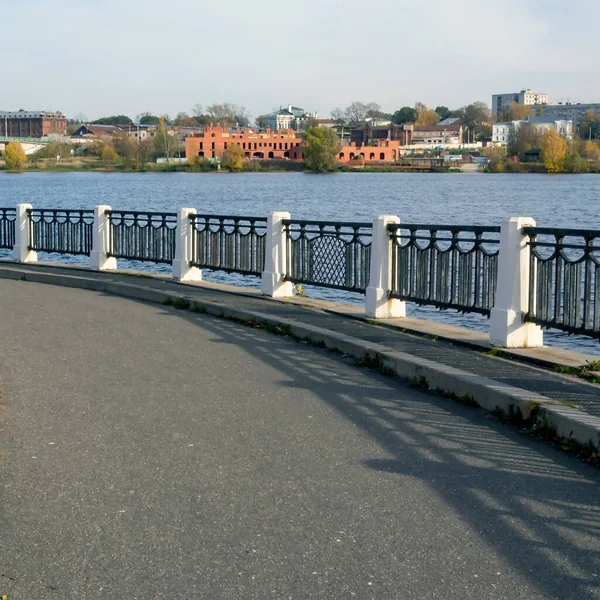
(28, 209, 94, 256)
(284, 220, 372, 292)
(0, 207, 16, 249)
(388, 224, 500, 315)
(107, 211, 177, 264)
(189, 215, 267, 275)
(524, 227, 600, 338)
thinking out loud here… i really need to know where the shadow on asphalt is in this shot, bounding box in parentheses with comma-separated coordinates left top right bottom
(152, 302, 600, 600)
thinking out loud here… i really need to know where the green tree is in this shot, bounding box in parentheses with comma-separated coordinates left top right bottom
(392, 106, 416, 124)
(542, 128, 568, 172)
(3, 142, 27, 170)
(303, 125, 341, 172)
(92, 115, 132, 125)
(435, 106, 451, 121)
(460, 102, 491, 142)
(563, 152, 589, 173)
(507, 123, 542, 160)
(138, 113, 161, 126)
(220, 144, 244, 171)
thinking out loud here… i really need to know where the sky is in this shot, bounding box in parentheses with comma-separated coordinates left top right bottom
(2, 0, 599, 121)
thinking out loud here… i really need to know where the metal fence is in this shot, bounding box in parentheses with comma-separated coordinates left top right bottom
(524, 227, 600, 338)
(189, 215, 267, 276)
(107, 211, 177, 264)
(284, 220, 372, 292)
(388, 224, 500, 315)
(28, 209, 94, 256)
(0, 207, 16, 250)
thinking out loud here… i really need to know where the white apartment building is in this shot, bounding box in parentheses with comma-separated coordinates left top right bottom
(492, 116, 572, 146)
(492, 89, 548, 116)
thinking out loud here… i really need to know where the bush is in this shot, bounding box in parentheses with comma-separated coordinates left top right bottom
(3, 142, 27, 170)
(563, 152, 589, 173)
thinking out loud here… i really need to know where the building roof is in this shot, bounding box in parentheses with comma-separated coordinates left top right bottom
(439, 117, 461, 125)
(71, 124, 129, 137)
(413, 124, 462, 132)
(0, 110, 65, 118)
(523, 115, 570, 124)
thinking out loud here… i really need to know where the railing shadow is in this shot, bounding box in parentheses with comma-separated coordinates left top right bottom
(154, 304, 600, 599)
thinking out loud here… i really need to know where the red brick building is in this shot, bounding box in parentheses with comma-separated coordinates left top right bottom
(185, 124, 302, 160)
(0, 110, 67, 138)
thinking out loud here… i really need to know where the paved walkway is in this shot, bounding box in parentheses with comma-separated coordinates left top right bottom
(4, 262, 599, 416)
(1, 278, 600, 599)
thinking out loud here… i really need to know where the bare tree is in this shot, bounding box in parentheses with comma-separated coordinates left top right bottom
(344, 102, 369, 127)
(207, 103, 251, 127)
(330, 107, 345, 121)
(154, 118, 181, 161)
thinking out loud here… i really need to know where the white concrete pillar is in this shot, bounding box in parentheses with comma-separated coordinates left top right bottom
(173, 207, 202, 282)
(366, 215, 406, 319)
(90, 204, 117, 271)
(261, 211, 294, 298)
(12, 203, 37, 263)
(490, 217, 543, 348)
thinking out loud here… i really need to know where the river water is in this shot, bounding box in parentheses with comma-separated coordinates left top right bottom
(1, 171, 599, 354)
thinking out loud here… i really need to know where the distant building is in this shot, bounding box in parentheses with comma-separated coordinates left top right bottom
(492, 89, 548, 117)
(185, 123, 302, 160)
(264, 105, 316, 131)
(492, 122, 511, 145)
(350, 123, 413, 147)
(538, 102, 600, 127)
(0, 110, 67, 138)
(70, 124, 129, 138)
(412, 123, 463, 146)
(491, 116, 572, 146)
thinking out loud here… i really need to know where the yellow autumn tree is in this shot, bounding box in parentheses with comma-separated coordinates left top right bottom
(100, 144, 118, 166)
(414, 102, 440, 127)
(220, 144, 244, 171)
(582, 140, 600, 161)
(4, 142, 27, 170)
(541, 128, 568, 172)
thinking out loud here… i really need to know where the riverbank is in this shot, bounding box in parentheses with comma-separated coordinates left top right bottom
(2, 159, 599, 174)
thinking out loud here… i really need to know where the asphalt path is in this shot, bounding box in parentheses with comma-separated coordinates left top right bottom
(1, 279, 599, 600)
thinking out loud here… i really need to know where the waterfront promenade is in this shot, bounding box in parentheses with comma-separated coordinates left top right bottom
(1, 272, 600, 599)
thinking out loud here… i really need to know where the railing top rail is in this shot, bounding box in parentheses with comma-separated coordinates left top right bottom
(191, 214, 267, 222)
(28, 208, 94, 214)
(523, 226, 600, 238)
(0, 207, 16, 213)
(388, 223, 501, 234)
(105, 210, 178, 217)
(283, 218, 372, 229)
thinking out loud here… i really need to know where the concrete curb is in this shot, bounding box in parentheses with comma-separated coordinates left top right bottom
(3, 265, 600, 451)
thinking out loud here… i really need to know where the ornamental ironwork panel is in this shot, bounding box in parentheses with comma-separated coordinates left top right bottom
(107, 211, 177, 264)
(388, 224, 500, 315)
(0, 207, 16, 249)
(524, 227, 600, 338)
(28, 209, 94, 256)
(190, 215, 267, 276)
(284, 220, 372, 292)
